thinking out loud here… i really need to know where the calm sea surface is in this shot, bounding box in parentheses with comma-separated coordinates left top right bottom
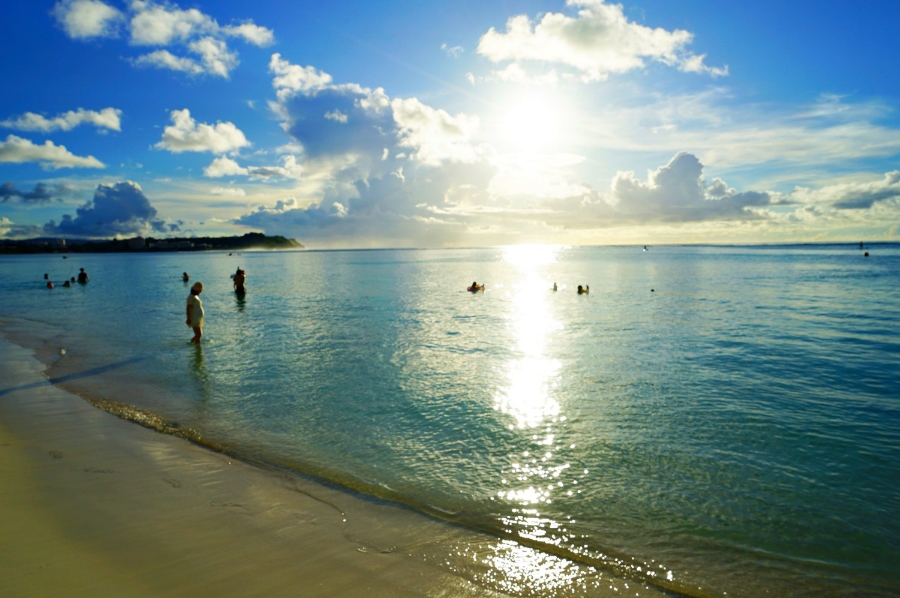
(2, 244, 899, 596)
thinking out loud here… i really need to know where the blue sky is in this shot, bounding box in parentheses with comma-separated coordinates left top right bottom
(1, 0, 899, 247)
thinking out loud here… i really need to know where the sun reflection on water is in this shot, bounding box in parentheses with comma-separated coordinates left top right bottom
(493, 244, 576, 551)
(493, 245, 563, 432)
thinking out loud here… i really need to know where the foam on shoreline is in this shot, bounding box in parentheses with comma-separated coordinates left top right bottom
(0, 316, 669, 598)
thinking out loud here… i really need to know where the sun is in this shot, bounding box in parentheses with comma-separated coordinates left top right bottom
(500, 95, 560, 151)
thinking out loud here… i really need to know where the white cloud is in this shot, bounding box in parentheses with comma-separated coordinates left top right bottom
(129, 2, 217, 45)
(134, 49, 204, 74)
(357, 88, 391, 114)
(223, 22, 275, 46)
(52, 0, 123, 39)
(276, 143, 305, 155)
(1, 107, 122, 132)
(391, 97, 483, 165)
(204, 156, 248, 177)
(204, 155, 304, 180)
(607, 152, 770, 221)
(210, 186, 246, 196)
(477, 0, 726, 81)
(441, 43, 464, 58)
(269, 53, 335, 100)
(188, 36, 238, 78)
(0, 134, 105, 169)
(246, 155, 304, 180)
(482, 63, 560, 85)
(324, 110, 348, 123)
(56, 0, 273, 78)
(155, 109, 250, 154)
(678, 53, 728, 78)
(790, 170, 900, 210)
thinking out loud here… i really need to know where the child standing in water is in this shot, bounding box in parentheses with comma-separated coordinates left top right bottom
(186, 282, 204, 343)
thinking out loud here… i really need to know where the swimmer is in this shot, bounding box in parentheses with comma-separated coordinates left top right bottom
(182, 272, 190, 281)
(46, 281, 54, 289)
(577, 285, 589, 294)
(233, 268, 246, 294)
(468, 281, 485, 292)
(552, 283, 558, 291)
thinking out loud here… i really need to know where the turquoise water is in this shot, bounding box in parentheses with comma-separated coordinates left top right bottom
(2, 244, 899, 596)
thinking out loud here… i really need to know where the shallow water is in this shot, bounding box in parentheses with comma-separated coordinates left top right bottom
(2, 244, 899, 596)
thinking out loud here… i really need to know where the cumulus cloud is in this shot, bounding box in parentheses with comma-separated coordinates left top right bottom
(186, 36, 238, 78)
(269, 53, 337, 100)
(391, 98, 484, 165)
(204, 155, 248, 177)
(477, 0, 727, 81)
(0, 135, 105, 169)
(270, 55, 486, 167)
(52, 0, 124, 39)
(1, 181, 71, 203)
(791, 171, 900, 210)
(155, 109, 250, 154)
(129, 1, 217, 45)
(224, 53, 504, 246)
(1, 107, 122, 133)
(607, 152, 770, 222)
(54, 0, 273, 78)
(43, 181, 172, 237)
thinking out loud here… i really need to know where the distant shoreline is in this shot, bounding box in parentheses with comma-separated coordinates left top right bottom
(1, 236, 896, 255)
(0, 232, 303, 254)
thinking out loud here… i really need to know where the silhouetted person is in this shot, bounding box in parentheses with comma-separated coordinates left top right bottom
(77, 268, 89, 284)
(186, 282, 205, 344)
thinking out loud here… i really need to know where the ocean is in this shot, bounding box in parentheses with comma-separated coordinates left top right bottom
(2, 244, 898, 597)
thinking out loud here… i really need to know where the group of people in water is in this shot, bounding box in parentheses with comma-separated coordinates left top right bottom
(44, 267, 89, 289)
(470, 281, 589, 293)
(183, 266, 247, 343)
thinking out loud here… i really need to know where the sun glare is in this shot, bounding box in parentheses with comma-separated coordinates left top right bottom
(501, 96, 560, 151)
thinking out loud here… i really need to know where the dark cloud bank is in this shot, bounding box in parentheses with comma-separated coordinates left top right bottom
(43, 181, 178, 238)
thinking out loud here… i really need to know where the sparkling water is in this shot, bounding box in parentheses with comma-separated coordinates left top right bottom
(2, 244, 898, 596)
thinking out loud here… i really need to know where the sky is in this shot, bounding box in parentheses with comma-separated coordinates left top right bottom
(1, 0, 899, 248)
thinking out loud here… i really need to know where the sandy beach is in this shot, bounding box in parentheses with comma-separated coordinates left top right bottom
(0, 327, 509, 598)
